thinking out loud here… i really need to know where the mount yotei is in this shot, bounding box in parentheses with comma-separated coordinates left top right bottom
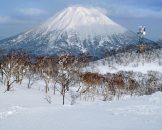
(0, 6, 156, 57)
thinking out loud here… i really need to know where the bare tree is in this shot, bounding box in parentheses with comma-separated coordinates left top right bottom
(0, 53, 20, 91)
(79, 72, 105, 101)
(57, 55, 79, 105)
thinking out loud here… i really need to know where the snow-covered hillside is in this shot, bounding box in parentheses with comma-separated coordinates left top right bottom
(0, 85, 162, 130)
(0, 6, 141, 57)
(85, 48, 162, 74)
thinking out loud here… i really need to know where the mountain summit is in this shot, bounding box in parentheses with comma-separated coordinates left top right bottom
(39, 6, 127, 37)
(0, 6, 147, 57)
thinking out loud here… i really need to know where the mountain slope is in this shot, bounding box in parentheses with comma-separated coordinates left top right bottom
(0, 6, 155, 57)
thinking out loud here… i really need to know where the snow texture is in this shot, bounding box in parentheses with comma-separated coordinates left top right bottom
(38, 6, 127, 37)
(0, 86, 162, 130)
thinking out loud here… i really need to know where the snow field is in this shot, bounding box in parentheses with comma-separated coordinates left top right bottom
(0, 84, 162, 130)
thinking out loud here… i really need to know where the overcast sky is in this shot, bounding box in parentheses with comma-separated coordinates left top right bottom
(0, 0, 162, 41)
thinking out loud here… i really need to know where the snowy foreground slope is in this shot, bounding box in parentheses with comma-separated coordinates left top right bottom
(0, 85, 162, 130)
(0, 49, 162, 130)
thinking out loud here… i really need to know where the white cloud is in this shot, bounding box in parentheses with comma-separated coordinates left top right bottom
(0, 16, 10, 24)
(0, 15, 39, 24)
(18, 8, 48, 16)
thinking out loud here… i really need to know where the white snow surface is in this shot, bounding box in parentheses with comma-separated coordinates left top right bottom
(0, 84, 162, 130)
(85, 58, 162, 74)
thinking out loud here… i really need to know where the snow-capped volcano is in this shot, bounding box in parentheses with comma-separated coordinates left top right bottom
(0, 6, 155, 58)
(38, 6, 127, 37)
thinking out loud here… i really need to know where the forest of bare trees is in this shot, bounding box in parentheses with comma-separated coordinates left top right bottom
(0, 48, 162, 105)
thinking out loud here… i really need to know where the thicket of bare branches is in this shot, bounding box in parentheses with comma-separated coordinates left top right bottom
(0, 49, 162, 104)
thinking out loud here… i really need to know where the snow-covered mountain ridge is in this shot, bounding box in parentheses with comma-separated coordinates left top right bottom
(0, 6, 156, 57)
(38, 6, 127, 37)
